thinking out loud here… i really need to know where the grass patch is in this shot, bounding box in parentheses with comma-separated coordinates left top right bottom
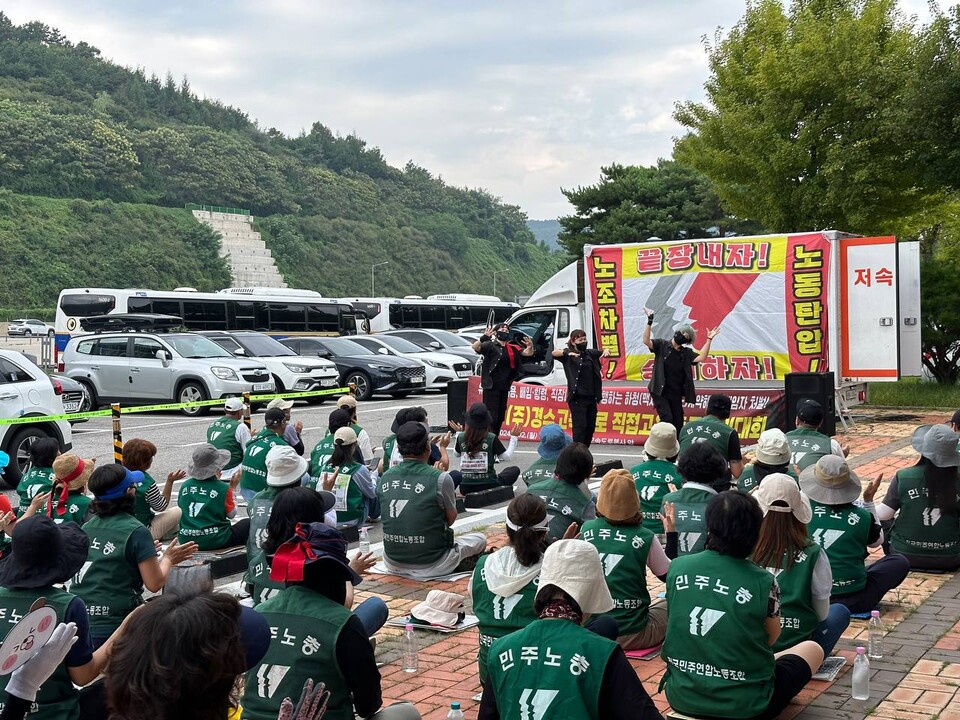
(867, 378, 960, 409)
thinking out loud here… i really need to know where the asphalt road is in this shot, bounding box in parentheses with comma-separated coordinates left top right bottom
(51, 392, 649, 545)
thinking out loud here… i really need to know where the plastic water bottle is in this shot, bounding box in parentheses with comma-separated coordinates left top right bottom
(852, 647, 870, 700)
(359, 527, 371, 554)
(868, 610, 884, 659)
(402, 623, 418, 673)
(446, 702, 464, 720)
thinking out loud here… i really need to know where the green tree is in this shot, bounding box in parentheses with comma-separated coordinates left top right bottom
(673, 0, 929, 235)
(920, 257, 960, 384)
(557, 160, 757, 257)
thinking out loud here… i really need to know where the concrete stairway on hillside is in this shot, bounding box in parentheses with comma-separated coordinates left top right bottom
(191, 209, 287, 288)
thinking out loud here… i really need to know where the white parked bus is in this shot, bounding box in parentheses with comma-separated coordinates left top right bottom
(341, 294, 519, 333)
(55, 287, 364, 351)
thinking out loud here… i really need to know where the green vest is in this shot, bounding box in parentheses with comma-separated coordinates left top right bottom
(581, 518, 653, 635)
(664, 550, 775, 719)
(0, 587, 79, 720)
(471, 553, 540, 685)
(72, 513, 147, 631)
(242, 586, 354, 720)
(178, 477, 231, 550)
(785, 427, 833, 471)
(382, 434, 401, 470)
(807, 501, 871, 594)
(521, 457, 557, 487)
(679, 416, 734, 459)
(132, 471, 158, 527)
(207, 416, 245, 469)
(488, 619, 614, 720)
(309, 434, 335, 486)
(631, 459, 681, 533)
(527, 477, 592, 542)
(662, 485, 715, 556)
(241, 429, 287, 494)
(737, 465, 799, 494)
(16, 466, 55, 516)
(890, 467, 960, 557)
(379, 460, 454, 565)
(456, 432, 498, 490)
(245, 487, 284, 606)
(318, 460, 365, 524)
(764, 544, 821, 652)
(53, 491, 92, 526)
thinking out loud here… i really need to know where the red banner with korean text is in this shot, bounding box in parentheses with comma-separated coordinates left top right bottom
(466, 376, 782, 446)
(584, 234, 832, 383)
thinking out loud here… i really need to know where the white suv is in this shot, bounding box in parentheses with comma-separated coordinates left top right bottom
(200, 331, 340, 401)
(0, 349, 72, 487)
(62, 331, 275, 416)
(7, 319, 55, 337)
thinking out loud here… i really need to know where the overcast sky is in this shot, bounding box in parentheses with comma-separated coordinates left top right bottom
(3, 1, 933, 219)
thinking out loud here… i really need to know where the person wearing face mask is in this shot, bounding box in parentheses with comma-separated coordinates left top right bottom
(642, 307, 719, 436)
(551, 329, 611, 446)
(472, 322, 535, 438)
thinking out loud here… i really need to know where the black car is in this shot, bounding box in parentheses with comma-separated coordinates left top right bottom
(279, 336, 426, 400)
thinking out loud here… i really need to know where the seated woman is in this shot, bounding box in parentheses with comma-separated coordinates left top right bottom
(310, 408, 358, 485)
(178, 444, 250, 551)
(50, 453, 95, 526)
(73, 464, 198, 648)
(800, 455, 910, 613)
(519, 424, 571, 493)
(122, 438, 185, 541)
(752, 474, 851, 656)
(478, 539, 662, 720)
(261, 486, 382, 636)
(877, 424, 960, 571)
(583, 469, 670, 650)
(317, 427, 379, 530)
(738, 429, 798, 493)
(663, 491, 824, 720)
(243, 522, 421, 720)
(527, 442, 597, 541)
(16, 437, 58, 516)
(629, 422, 681, 534)
(470, 494, 551, 684)
(661, 442, 730, 557)
(450, 403, 521, 494)
(105, 591, 271, 720)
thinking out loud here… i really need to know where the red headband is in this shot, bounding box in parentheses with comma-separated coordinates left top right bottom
(60, 458, 85, 484)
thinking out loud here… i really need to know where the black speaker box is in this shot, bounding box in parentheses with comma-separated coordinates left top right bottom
(784, 372, 836, 436)
(446, 380, 469, 427)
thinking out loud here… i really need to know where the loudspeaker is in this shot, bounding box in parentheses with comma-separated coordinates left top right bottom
(784, 372, 836, 436)
(446, 380, 469, 427)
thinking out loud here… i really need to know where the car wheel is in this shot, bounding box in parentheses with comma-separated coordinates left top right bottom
(77, 381, 97, 412)
(178, 381, 209, 416)
(24, 330, 32, 337)
(4, 427, 52, 487)
(345, 371, 373, 401)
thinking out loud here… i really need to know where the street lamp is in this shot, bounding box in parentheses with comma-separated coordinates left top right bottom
(371, 261, 389, 297)
(493, 269, 509, 297)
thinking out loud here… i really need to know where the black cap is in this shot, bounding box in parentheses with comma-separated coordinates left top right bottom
(396, 421, 429, 456)
(796, 399, 824, 425)
(707, 394, 732, 419)
(328, 408, 353, 433)
(264, 408, 287, 427)
(951, 410, 960, 426)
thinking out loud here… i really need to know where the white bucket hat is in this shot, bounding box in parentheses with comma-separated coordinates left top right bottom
(266, 445, 308, 487)
(410, 590, 465, 629)
(752, 473, 812, 524)
(536, 539, 614, 615)
(267, 397, 294, 411)
(644, 422, 680, 459)
(755, 428, 792, 466)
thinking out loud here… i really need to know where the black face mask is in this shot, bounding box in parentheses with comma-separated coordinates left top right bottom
(496, 331, 511, 342)
(673, 332, 689, 346)
(574, 341, 588, 352)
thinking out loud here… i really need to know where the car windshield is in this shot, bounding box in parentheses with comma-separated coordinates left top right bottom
(323, 337, 376, 356)
(235, 334, 297, 357)
(377, 335, 424, 353)
(433, 330, 472, 347)
(166, 335, 233, 359)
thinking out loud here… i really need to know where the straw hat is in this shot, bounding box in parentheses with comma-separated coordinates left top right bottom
(799, 455, 861, 505)
(52, 454, 95, 491)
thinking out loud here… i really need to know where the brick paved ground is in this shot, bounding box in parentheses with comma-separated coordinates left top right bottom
(354, 409, 959, 719)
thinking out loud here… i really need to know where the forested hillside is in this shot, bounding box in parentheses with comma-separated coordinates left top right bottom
(0, 13, 558, 310)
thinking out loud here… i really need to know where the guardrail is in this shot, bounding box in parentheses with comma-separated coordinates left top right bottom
(185, 203, 250, 216)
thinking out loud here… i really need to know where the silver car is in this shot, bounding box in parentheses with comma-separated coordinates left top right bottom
(7, 319, 55, 337)
(62, 331, 274, 416)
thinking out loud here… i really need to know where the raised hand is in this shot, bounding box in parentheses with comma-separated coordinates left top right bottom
(167, 469, 187, 484)
(510, 423, 523, 437)
(163, 538, 199, 565)
(350, 551, 377, 575)
(642, 306, 654, 318)
(660, 501, 677, 532)
(706, 327, 720, 340)
(862, 473, 884, 503)
(562, 522, 580, 540)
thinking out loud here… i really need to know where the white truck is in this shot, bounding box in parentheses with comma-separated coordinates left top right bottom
(505, 232, 921, 411)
